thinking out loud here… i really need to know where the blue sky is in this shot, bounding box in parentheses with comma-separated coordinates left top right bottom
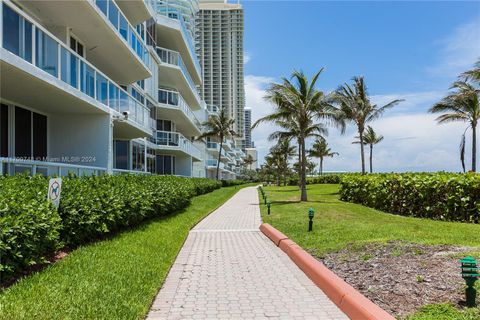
(241, 0, 480, 172)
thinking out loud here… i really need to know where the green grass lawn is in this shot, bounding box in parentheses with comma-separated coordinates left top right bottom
(259, 184, 480, 320)
(0, 185, 245, 320)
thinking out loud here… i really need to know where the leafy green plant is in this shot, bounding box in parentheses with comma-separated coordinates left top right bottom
(339, 173, 480, 223)
(0, 174, 223, 283)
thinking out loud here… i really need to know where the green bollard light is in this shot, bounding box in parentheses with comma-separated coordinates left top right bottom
(308, 208, 314, 232)
(267, 200, 271, 215)
(264, 195, 267, 205)
(460, 256, 479, 307)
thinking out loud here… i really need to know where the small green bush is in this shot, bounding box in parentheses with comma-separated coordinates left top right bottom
(339, 173, 480, 223)
(220, 179, 246, 187)
(287, 174, 342, 186)
(0, 175, 61, 281)
(0, 174, 223, 283)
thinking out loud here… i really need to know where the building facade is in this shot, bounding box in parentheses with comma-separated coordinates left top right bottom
(0, 0, 242, 179)
(244, 107, 253, 149)
(195, 0, 244, 141)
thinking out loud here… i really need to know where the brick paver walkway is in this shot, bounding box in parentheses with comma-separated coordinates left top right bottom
(147, 187, 348, 319)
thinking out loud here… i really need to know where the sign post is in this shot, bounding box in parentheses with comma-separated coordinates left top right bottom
(48, 178, 62, 208)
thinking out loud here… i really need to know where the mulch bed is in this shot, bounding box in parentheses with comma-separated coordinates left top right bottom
(313, 241, 479, 318)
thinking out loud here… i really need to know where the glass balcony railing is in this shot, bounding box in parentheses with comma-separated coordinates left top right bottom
(206, 159, 224, 169)
(158, 89, 201, 129)
(147, 2, 201, 75)
(207, 142, 220, 150)
(1, 2, 151, 131)
(155, 130, 201, 159)
(155, 46, 200, 103)
(94, 0, 148, 65)
(207, 104, 220, 115)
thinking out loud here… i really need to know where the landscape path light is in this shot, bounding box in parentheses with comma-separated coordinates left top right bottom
(308, 208, 314, 232)
(267, 200, 271, 215)
(460, 256, 479, 307)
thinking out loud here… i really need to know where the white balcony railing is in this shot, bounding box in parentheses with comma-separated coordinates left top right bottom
(155, 46, 201, 102)
(158, 88, 201, 129)
(1, 2, 151, 131)
(0, 157, 107, 176)
(155, 130, 201, 160)
(147, 2, 201, 74)
(93, 0, 148, 65)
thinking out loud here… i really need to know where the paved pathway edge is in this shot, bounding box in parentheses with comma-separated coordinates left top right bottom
(260, 223, 395, 320)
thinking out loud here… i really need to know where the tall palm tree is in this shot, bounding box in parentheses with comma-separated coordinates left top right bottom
(429, 80, 480, 172)
(461, 59, 480, 84)
(252, 69, 338, 201)
(308, 138, 338, 175)
(271, 138, 297, 186)
(243, 154, 254, 170)
(331, 76, 403, 174)
(197, 107, 236, 180)
(353, 126, 383, 173)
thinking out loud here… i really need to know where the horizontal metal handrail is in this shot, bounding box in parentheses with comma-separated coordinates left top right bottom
(157, 88, 201, 128)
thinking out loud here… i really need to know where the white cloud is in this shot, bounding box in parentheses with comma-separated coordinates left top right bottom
(246, 74, 473, 172)
(427, 19, 480, 78)
(244, 51, 252, 64)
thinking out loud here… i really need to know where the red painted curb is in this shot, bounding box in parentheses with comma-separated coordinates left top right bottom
(260, 223, 395, 320)
(259, 223, 288, 246)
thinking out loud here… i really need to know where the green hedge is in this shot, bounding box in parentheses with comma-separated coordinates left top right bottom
(220, 179, 246, 187)
(0, 175, 222, 283)
(339, 173, 480, 223)
(0, 175, 61, 280)
(287, 174, 342, 186)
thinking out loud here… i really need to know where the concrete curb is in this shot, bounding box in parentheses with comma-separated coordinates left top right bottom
(260, 223, 395, 320)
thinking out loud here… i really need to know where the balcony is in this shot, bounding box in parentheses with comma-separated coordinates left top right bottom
(0, 3, 151, 138)
(206, 159, 224, 170)
(207, 141, 221, 155)
(207, 104, 220, 116)
(116, 0, 155, 26)
(155, 131, 202, 161)
(157, 89, 201, 136)
(15, 0, 150, 83)
(149, 4, 202, 84)
(155, 46, 202, 109)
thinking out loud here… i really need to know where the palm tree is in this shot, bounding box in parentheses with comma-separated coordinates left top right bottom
(271, 138, 297, 186)
(461, 59, 480, 84)
(308, 138, 338, 175)
(243, 154, 254, 170)
(429, 80, 479, 172)
(353, 126, 383, 173)
(331, 76, 403, 174)
(197, 107, 236, 180)
(252, 69, 339, 201)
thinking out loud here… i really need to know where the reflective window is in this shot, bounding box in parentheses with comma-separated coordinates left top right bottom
(35, 29, 58, 77)
(80, 62, 95, 98)
(96, 0, 108, 16)
(119, 15, 128, 41)
(60, 48, 78, 88)
(109, 83, 119, 109)
(96, 73, 108, 105)
(2, 4, 32, 62)
(108, 0, 118, 29)
(114, 140, 129, 170)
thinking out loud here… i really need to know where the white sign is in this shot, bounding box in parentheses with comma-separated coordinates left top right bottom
(48, 178, 62, 208)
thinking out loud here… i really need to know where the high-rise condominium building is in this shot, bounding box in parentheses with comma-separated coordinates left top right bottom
(243, 107, 252, 149)
(195, 0, 245, 139)
(0, 0, 243, 179)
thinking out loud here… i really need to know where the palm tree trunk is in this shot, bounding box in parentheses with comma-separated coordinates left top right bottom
(369, 144, 373, 173)
(217, 138, 223, 180)
(297, 140, 301, 189)
(472, 123, 477, 172)
(320, 158, 323, 176)
(359, 129, 366, 174)
(300, 137, 308, 202)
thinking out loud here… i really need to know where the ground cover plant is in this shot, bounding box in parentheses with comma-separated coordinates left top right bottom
(259, 184, 480, 319)
(0, 184, 245, 319)
(0, 174, 222, 283)
(339, 172, 480, 223)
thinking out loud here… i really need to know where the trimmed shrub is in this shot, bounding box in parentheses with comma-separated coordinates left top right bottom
(0, 175, 61, 281)
(220, 179, 246, 187)
(339, 173, 480, 223)
(287, 174, 342, 186)
(1, 174, 223, 283)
